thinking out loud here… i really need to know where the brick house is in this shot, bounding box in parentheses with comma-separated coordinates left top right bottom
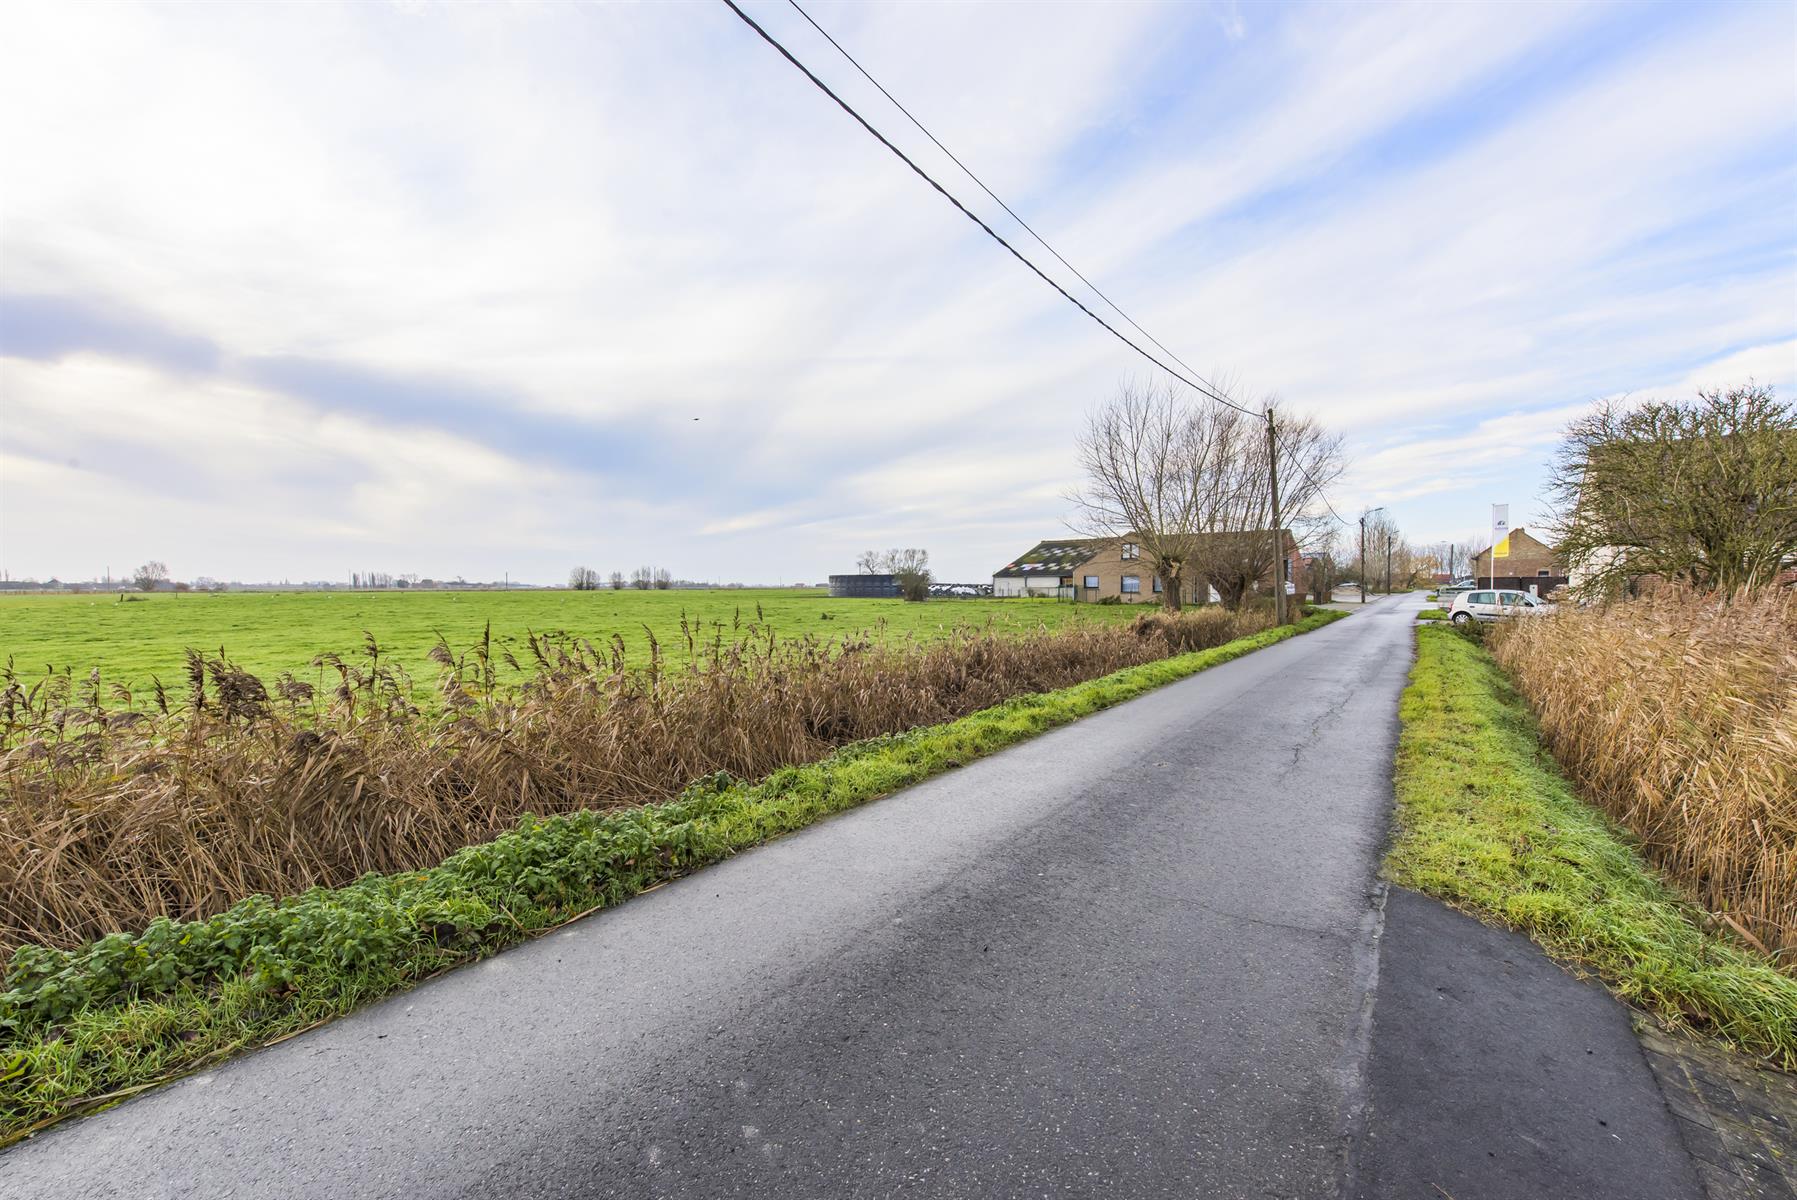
(1469, 527, 1568, 595)
(992, 532, 1305, 604)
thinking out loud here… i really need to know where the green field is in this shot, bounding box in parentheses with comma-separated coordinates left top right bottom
(1, 589, 1144, 700)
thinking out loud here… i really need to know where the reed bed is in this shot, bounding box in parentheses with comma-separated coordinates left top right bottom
(0, 607, 1271, 961)
(1488, 588, 1797, 964)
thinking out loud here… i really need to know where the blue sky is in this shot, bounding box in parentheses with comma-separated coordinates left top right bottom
(2, 0, 1793, 583)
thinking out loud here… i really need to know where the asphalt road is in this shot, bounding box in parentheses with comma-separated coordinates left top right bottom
(0, 594, 1699, 1199)
(1356, 888, 1701, 1200)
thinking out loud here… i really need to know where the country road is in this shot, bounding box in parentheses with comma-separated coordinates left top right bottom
(0, 593, 1703, 1199)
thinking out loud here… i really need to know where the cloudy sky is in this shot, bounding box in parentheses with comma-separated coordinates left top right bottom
(2, 0, 1793, 585)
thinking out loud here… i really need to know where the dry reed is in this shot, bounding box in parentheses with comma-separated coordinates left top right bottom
(0, 607, 1271, 958)
(1488, 587, 1797, 962)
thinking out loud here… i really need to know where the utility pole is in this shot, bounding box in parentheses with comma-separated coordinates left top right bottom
(1358, 507, 1384, 605)
(1265, 408, 1286, 625)
(1358, 516, 1367, 604)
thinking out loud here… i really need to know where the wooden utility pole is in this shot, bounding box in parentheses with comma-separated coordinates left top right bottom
(1266, 408, 1286, 625)
(1359, 515, 1368, 606)
(1357, 507, 1385, 604)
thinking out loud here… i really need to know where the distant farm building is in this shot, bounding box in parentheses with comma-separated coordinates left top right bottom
(828, 573, 900, 598)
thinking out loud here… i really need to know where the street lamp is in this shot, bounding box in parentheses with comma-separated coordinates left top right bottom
(1359, 507, 1386, 606)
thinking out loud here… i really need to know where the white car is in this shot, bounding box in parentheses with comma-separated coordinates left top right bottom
(1448, 588, 1556, 624)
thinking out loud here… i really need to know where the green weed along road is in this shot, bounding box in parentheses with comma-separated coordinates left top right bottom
(1389, 624, 1797, 1065)
(1, 589, 1145, 698)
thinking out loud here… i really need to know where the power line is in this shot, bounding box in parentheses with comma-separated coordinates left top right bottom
(723, 0, 1350, 530)
(718, 0, 1258, 418)
(782, 0, 1357, 531)
(784, 0, 1220, 396)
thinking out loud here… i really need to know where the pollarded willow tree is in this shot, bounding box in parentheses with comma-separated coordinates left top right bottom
(1548, 383, 1797, 598)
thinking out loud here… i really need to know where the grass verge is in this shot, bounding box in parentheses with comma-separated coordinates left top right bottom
(1415, 608, 1449, 622)
(0, 608, 1348, 1141)
(1388, 624, 1797, 1066)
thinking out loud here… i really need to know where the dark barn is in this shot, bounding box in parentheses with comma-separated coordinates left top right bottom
(828, 574, 900, 598)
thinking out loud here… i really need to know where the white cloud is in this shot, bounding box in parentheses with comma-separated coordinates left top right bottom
(1, 0, 1792, 581)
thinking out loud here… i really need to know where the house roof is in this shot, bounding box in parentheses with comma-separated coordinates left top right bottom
(992, 537, 1109, 577)
(1474, 527, 1556, 559)
(993, 530, 1298, 578)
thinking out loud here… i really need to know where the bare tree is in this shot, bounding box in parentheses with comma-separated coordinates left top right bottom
(1307, 528, 1342, 604)
(1548, 384, 1797, 597)
(1190, 400, 1345, 611)
(1355, 511, 1400, 594)
(856, 550, 883, 575)
(1073, 379, 1346, 613)
(652, 567, 673, 590)
(876, 548, 932, 601)
(1070, 379, 1222, 612)
(132, 561, 170, 593)
(609, 570, 625, 591)
(568, 566, 600, 591)
(631, 566, 653, 591)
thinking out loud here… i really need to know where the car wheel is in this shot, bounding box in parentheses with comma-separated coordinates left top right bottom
(1451, 612, 1471, 626)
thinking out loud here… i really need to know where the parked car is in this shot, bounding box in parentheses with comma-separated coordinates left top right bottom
(1448, 589, 1556, 624)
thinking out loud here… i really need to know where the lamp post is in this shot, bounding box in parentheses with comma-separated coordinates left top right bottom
(1358, 507, 1385, 606)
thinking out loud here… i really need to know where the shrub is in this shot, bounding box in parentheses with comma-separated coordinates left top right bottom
(1488, 588, 1796, 961)
(895, 569, 931, 602)
(1127, 607, 1268, 653)
(0, 608, 1279, 960)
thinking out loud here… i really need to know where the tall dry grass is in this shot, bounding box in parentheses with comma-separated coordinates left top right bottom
(0, 607, 1272, 958)
(1488, 588, 1797, 963)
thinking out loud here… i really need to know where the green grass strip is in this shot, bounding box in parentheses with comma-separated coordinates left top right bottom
(1388, 624, 1797, 1066)
(0, 609, 1348, 1140)
(1415, 608, 1449, 621)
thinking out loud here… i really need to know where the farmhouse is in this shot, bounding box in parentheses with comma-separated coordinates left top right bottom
(992, 532, 1304, 604)
(1469, 527, 1567, 594)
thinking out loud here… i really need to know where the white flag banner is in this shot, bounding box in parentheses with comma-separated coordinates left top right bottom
(1490, 504, 1510, 581)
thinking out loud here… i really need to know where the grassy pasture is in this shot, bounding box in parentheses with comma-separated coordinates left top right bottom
(0, 588, 1142, 702)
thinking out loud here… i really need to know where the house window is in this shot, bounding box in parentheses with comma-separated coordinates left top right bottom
(1152, 576, 1163, 593)
(1083, 575, 1099, 590)
(1121, 575, 1141, 594)
(1537, 569, 1551, 577)
(1121, 542, 1139, 560)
